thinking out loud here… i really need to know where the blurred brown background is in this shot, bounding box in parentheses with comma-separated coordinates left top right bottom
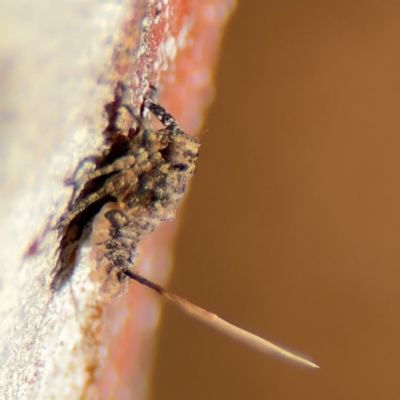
(150, 1, 400, 399)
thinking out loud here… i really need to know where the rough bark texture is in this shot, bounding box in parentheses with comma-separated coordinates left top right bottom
(0, 0, 235, 398)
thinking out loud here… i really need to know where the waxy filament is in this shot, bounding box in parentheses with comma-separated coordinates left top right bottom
(123, 269, 319, 369)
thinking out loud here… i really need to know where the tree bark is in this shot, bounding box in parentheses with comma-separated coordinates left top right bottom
(0, 0, 235, 398)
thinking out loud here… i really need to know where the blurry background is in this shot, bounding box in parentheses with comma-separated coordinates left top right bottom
(150, 1, 400, 399)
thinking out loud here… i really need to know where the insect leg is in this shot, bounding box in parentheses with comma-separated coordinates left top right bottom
(77, 154, 137, 183)
(58, 169, 137, 230)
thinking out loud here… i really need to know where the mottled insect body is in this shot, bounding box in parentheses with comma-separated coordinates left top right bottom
(56, 97, 199, 297)
(89, 101, 200, 297)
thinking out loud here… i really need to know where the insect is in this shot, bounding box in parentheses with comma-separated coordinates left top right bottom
(54, 88, 318, 369)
